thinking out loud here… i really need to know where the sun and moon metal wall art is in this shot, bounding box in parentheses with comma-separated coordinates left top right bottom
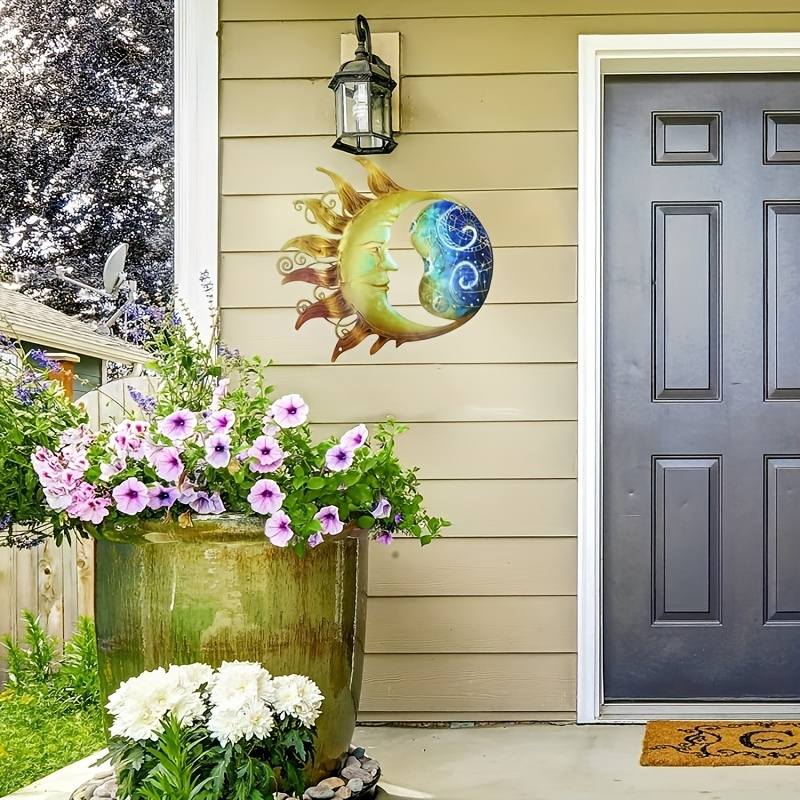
(277, 158, 493, 362)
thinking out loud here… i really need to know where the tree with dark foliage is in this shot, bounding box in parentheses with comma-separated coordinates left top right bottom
(0, 0, 173, 320)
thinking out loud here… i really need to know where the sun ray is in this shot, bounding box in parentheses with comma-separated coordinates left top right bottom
(279, 157, 492, 362)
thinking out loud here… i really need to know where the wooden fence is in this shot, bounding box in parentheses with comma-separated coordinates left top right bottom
(0, 376, 152, 674)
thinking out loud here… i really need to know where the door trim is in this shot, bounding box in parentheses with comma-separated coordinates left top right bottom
(577, 33, 800, 724)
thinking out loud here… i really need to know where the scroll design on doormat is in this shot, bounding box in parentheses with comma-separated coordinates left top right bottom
(640, 721, 800, 766)
(278, 158, 493, 362)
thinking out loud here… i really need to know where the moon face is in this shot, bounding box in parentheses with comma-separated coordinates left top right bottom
(280, 158, 495, 361)
(337, 191, 493, 339)
(411, 200, 494, 321)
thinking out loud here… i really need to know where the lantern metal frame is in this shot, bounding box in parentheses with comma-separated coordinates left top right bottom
(329, 15, 398, 155)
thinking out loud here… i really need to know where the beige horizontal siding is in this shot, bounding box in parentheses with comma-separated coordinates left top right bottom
(221, 133, 578, 194)
(358, 711, 577, 722)
(368, 538, 577, 597)
(417, 480, 576, 538)
(256, 364, 577, 423)
(219, 0, 800, 720)
(221, 15, 800, 78)
(314, 422, 576, 480)
(221, 305, 577, 365)
(361, 653, 576, 712)
(220, 75, 577, 137)
(220, 247, 577, 308)
(366, 596, 577, 653)
(220, 189, 577, 250)
(220, 0, 800, 20)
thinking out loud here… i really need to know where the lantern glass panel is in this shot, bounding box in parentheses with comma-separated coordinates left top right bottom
(370, 86, 390, 136)
(338, 80, 371, 136)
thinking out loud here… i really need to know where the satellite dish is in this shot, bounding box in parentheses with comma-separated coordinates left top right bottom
(103, 243, 128, 296)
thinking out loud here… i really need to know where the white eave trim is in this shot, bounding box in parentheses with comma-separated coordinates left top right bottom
(174, 0, 218, 342)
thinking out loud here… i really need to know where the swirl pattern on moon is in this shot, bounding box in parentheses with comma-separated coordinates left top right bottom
(278, 158, 494, 362)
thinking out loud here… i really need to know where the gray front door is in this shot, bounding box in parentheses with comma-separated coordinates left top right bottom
(603, 75, 800, 702)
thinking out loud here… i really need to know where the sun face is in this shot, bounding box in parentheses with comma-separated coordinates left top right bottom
(278, 158, 493, 363)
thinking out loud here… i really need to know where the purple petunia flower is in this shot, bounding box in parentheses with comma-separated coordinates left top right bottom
(190, 491, 225, 515)
(247, 435, 285, 473)
(148, 485, 179, 510)
(325, 444, 354, 472)
(158, 409, 197, 441)
(376, 530, 394, 546)
(207, 408, 235, 435)
(270, 394, 309, 429)
(308, 532, 324, 547)
(340, 424, 368, 450)
(265, 510, 294, 547)
(394, 512, 403, 525)
(205, 434, 232, 468)
(314, 505, 344, 536)
(112, 477, 150, 515)
(149, 446, 184, 483)
(371, 495, 392, 520)
(247, 479, 285, 515)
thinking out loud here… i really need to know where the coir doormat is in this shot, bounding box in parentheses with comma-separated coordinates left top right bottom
(641, 721, 800, 766)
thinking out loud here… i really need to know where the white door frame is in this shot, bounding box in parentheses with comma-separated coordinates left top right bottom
(577, 32, 800, 724)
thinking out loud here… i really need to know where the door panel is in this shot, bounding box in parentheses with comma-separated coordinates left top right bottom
(603, 75, 800, 701)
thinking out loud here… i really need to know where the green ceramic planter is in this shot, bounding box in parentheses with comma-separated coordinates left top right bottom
(94, 515, 368, 779)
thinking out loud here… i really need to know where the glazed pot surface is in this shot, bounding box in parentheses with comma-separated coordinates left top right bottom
(94, 515, 368, 778)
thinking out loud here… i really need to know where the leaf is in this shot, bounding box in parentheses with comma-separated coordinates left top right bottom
(357, 515, 374, 530)
(306, 476, 325, 490)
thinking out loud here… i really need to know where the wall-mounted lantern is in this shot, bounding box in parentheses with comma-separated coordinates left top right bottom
(329, 15, 397, 155)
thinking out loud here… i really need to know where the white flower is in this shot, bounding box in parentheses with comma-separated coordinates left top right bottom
(272, 674, 324, 728)
(208, 660, 275, 710)
(169, 662, 214, 692)
(208, 700, 275, 746)
(106, 665, 207, 741)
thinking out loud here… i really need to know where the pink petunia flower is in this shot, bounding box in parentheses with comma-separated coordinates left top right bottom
(261, 417, 280, 437)
(149, 447, 184, 483)
(190, 491, 225, 515)
(376, 530, 394, 545)
(340, 424, 369, 451)
(31, 447, 58, 477)
(371, 495, 392, 520)
(158, 409, 197, 441)
(210, 378, 230, 411)
(270, 394, 309, 429)
(99, 458, 127, 483)
(249, 456, 285, 474)
(247, 479, 285, 515)
(325, 444, 354, 472)
(308, 532, 324, 547)
(43, 484, 72, 511)
(205, 434, 232, 469)
(77, 497, 111, 525)
(148, 485, 179, 510)
(207, 409, 236, 435)
(248, 435, 285, 469)
(314, 505, 344, 536)
(265, 510, 294, 547)
(112, 477, 150, 515)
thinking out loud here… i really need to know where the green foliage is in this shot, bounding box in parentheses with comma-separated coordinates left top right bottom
(109, 712, 317, 800)
(0, 338, 88, 548)
(79, 304, 451, 548)
(0, 613, 104, 796)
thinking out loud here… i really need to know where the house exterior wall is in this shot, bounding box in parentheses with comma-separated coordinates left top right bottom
(217, 0, 800, 721)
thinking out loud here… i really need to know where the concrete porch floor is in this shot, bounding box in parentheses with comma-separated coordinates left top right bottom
(5, 724, 800, 800)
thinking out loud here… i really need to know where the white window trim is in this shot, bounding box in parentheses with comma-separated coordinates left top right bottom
(577, 32, 800, 724)
(174, 0, 218, 342)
